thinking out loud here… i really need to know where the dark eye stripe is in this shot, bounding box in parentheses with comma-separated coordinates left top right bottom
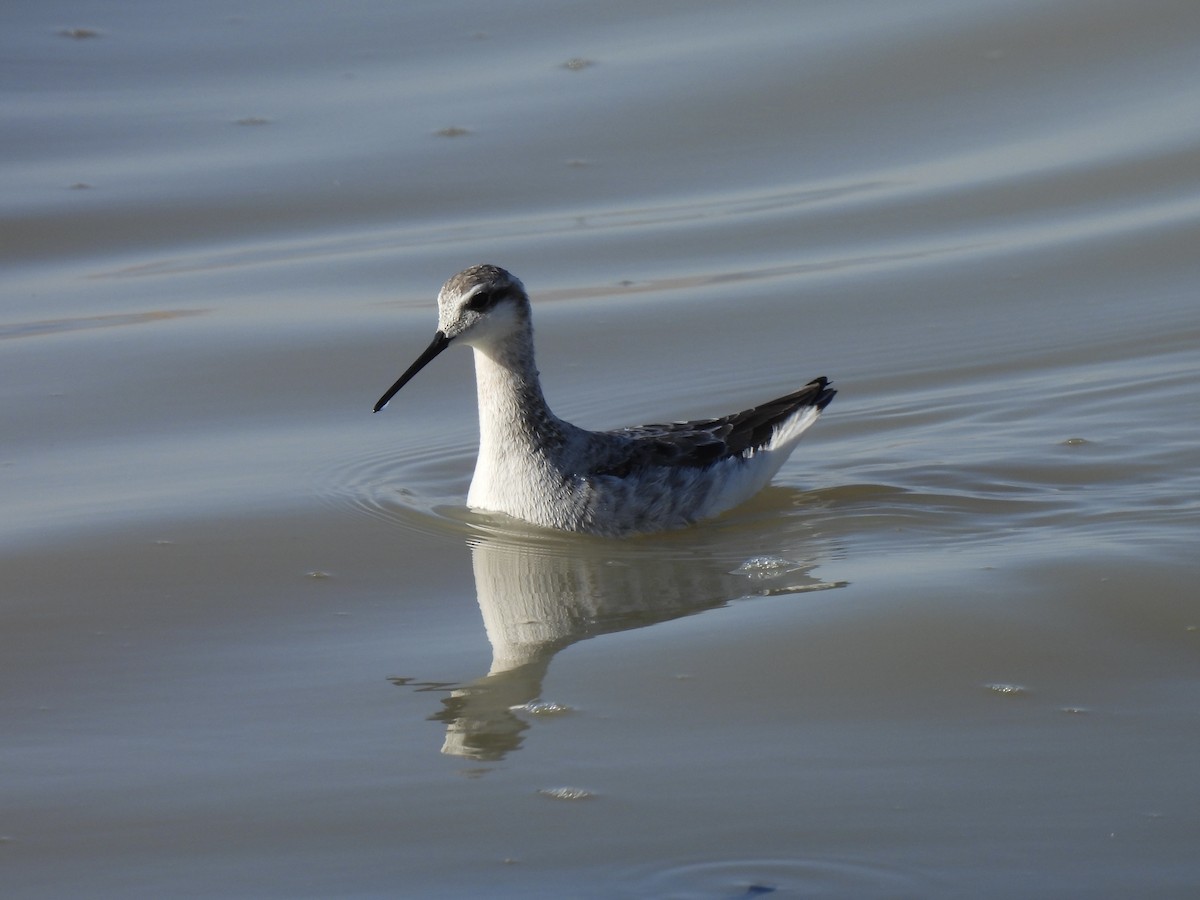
(465, 289, 493, 311)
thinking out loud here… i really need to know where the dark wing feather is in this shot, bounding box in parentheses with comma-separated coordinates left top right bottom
(589, 377, 835, 477)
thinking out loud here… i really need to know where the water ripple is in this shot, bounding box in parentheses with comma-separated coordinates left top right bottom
(622, 856, 935, 899)
(313, 435, 477, 541)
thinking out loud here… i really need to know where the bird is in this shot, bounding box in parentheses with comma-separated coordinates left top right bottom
(373, 264, 835, 537)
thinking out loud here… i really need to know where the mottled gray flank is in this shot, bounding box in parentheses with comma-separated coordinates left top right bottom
(376, 265, 835, 536)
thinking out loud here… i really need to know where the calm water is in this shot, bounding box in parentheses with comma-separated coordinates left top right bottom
(4, 1, 1199, 897)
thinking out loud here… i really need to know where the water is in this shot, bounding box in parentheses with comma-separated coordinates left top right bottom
(4, 1, 1199, 896)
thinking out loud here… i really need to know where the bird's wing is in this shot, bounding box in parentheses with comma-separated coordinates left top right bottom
(588, 377, 834, 477)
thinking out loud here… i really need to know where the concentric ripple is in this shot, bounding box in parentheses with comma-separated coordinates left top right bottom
(622, 856, 935, 899)
(313, 434, 479, 541)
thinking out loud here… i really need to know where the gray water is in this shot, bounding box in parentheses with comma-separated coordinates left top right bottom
(4, 1, 1199, 897)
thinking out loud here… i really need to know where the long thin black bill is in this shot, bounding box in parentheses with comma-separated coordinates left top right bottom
(373, 331, 451, 412)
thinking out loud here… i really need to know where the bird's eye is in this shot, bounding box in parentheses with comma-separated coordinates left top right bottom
(465, 290, 492, 312)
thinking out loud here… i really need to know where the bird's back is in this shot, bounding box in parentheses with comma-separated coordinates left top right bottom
(541, 378, 836, 535)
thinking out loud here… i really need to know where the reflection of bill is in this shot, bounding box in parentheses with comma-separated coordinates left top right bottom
(407, 533, 844, 761)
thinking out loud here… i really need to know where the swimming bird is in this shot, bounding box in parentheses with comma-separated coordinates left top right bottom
(374, 264, 835, 536)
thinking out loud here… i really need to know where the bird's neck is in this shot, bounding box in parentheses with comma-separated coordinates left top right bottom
(470, 334, 561, 454)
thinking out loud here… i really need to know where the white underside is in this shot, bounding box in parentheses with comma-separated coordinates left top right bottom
(696, 405, 822, 518)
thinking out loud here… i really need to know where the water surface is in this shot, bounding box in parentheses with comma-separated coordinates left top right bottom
(4, 1, 1199, 897)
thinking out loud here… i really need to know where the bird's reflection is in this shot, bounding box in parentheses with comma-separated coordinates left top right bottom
(401, 527, 843, 761)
